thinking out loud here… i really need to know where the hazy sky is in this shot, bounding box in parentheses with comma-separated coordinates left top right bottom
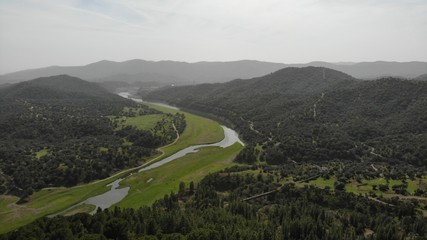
(0, 0, 426, 74)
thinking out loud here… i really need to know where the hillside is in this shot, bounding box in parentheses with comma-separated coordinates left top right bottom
(415, 73, 427, 81)
(293, 61, 427, 79)
(144, 67, 427, 166)
(0, 75, 130, 101)
(4, 171, 426, 239)
(1, 60, 426, 86)
(0, 75, 179, 199)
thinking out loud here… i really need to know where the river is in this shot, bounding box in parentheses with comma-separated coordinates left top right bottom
(139, 125, 243, 172)
(50, 92, 243, 216)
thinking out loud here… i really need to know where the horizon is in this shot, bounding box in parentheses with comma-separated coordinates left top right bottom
(2, 58, 427, 75)
(1, 0, 426, 74)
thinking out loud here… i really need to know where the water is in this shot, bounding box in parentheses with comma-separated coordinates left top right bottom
(51, 92, 243, 216)
(117, 92, 142, 103)
(49, 178, 129, 217)
(83, 179, 130, 213)
(139, 125, 244, 172)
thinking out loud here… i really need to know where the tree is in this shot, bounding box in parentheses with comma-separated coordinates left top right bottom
(179, 182, 186, 196)
(104, 218, 129, 240)
(189, 181, 195, 195)
(334, 181, 346, 191)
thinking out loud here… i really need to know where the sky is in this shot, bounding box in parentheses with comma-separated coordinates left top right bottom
(0, 0, 426, 74)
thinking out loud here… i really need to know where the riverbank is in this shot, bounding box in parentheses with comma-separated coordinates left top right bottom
(0, 99, 240, 234)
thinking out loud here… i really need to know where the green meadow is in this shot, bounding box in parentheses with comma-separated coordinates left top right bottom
(0, 101, 239, 234)
(117, 143, 243, 207)
(115, 114, 164, 130)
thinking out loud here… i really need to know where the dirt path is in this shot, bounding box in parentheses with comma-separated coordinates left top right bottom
(313, 92, 325, 119)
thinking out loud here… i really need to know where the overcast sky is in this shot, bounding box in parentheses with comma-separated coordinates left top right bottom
(0, 0, 426, 74)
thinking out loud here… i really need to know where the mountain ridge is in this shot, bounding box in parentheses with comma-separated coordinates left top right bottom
(1, 60, 426, 85)
(143, 66, 427, 166)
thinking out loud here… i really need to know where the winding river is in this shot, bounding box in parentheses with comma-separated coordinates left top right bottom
(51, 92, 243, 216)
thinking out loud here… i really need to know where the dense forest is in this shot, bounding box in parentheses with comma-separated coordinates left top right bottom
(0, 75, 185, 199)
(143, 67, 427, 168)
(2, 69, 426, 238)
(2, 169, 426, 239)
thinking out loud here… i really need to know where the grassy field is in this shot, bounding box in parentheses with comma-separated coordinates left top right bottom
(117, 143, 243, 207)
(143, 102, 225, 158)
(0, 101, 231, 234)
(301, 176, 427, 199)
(63, 204, 96, 216)
(407, 178, 427, 194)
(115, 114, 164, 130)
(0, 178, 114, 233)
(306, 177, 337, 189)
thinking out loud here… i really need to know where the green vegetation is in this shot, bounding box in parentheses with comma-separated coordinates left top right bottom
(0, 178, 113, 234)
(114, 114, 164, 130)
(118, 143, 243, 207)
(144, 67, 427, 169)
(408, 178, 427, 194)
(0, 195, 18, 213)
(0, 97, 234, 234)
(62, 204, 96, 217)
(6, 66, 427, 238)
(142, 101, 225, 157)
(35, 148, 49, 159)
(4, 171, 426, 240)
(0, 75, 172, 198)
(306, 176, 336, 189)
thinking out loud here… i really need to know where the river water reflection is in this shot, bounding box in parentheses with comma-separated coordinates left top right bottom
(50, 92, 243, 216)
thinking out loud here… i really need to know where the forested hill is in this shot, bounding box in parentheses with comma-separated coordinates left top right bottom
(0, 74, 130, 102)
(415, 73, 427, 81)
(0, 75, 182, 199)
(144, 67, 356, 100)
(143, 67, 427, 166)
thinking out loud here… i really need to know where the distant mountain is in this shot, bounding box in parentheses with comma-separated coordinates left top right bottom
(1, 60, 426, 86)
(293, 61, 427, 79)
(144, 67, 427, 166)
(0, 60, 286, 85)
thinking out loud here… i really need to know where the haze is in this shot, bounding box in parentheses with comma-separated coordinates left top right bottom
(0, 0, 426, 74)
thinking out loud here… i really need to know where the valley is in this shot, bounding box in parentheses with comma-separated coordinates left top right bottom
(1, 0, 426, 237)
(1, 67, 426, 239)
(0, 87, 243, 234)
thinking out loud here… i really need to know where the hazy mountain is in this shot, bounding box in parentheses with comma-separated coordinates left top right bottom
(1, 60, 426, 85)
(143, 67, 427, 166)
(0, 60, 286, 85)
(292, 61, 427, 79)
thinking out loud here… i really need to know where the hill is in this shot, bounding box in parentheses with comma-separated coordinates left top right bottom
(0, 75, 176, 199)
(292, 61, 427, 79)
(415, 73, 427, 81)
(0, 75, 130, 101)
(1, 60, 426, 86)
(143, 67, 427, 166)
